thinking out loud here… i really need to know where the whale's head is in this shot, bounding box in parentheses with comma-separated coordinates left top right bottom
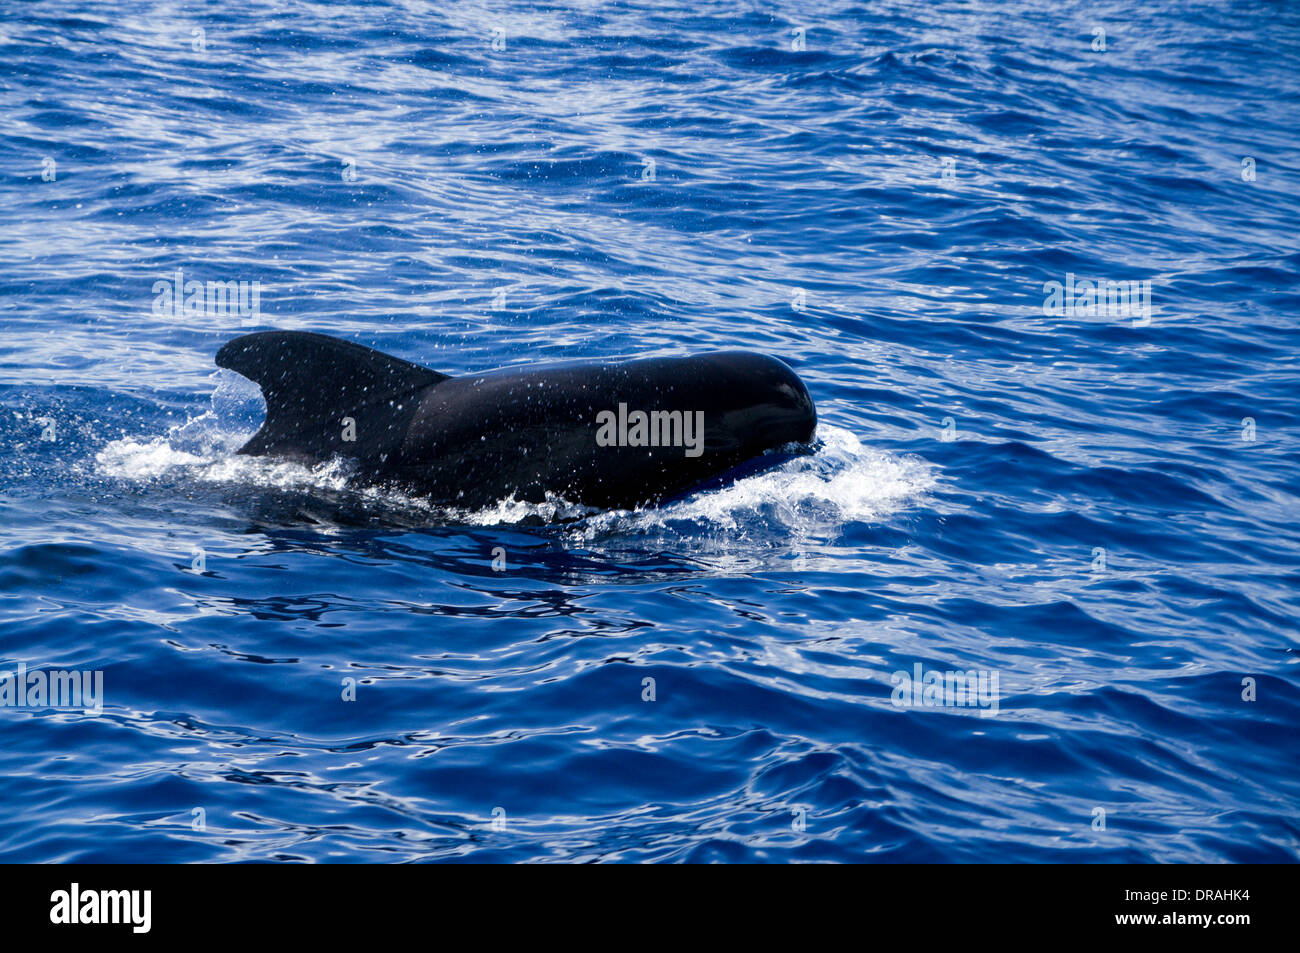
(688, 350, 817, 454)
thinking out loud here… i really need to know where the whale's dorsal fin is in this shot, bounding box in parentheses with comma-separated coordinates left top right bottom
(216, 331, 449, 457)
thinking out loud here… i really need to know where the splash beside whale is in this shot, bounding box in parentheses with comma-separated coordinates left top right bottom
(216, 331, 817, 510)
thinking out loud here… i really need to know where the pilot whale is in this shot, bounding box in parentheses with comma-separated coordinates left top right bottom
(216, 331, 817, 510)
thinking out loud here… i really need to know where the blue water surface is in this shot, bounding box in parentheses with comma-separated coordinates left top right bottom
(1, 0, 1298, 862)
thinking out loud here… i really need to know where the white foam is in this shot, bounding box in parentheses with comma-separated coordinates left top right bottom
(445, 492, 597, 526)
(95, 408, 933, 532)
(93, 370, 358, 491)
(576, 424, 935, 539)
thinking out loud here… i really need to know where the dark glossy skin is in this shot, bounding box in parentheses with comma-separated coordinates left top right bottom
(217, 332, 817, 510)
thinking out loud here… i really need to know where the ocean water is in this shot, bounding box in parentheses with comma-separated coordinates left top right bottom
(2, 0, 1298, 863)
